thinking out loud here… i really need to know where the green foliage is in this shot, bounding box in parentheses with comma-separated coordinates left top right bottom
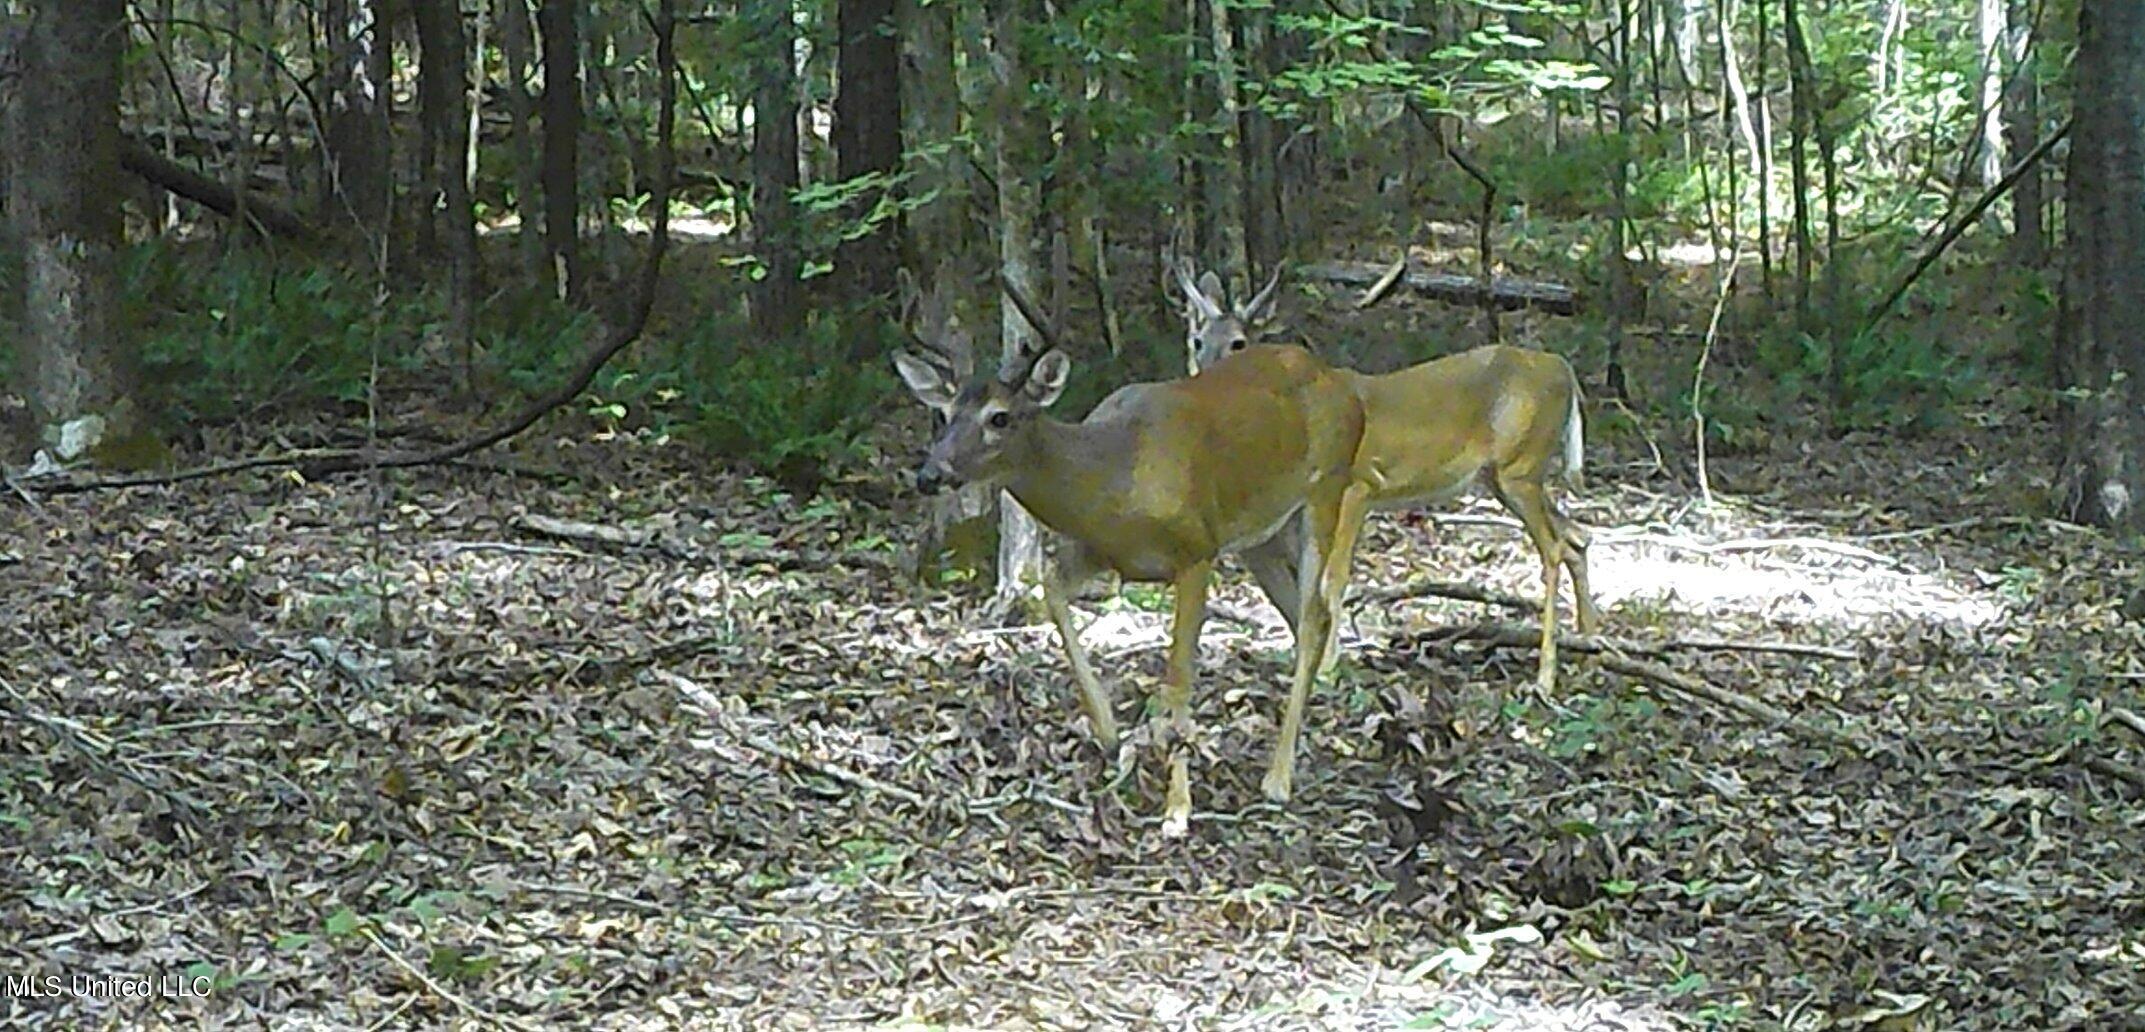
(127, 246, 432, 421)
(1757, 323, 1983, 434)
(669, 310, 897, 489)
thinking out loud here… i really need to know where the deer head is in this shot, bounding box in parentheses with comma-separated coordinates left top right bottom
(891, 272, 1071, 494)
(1172, 258, 1282, 374)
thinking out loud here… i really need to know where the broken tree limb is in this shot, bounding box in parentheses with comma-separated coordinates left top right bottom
(1299, 259, 1579, 316)
(1414, 622, 1872, 749)
(509, 512, 901, 575)
(1365, 582, 1859, 660)
(121, 140, 319, 241)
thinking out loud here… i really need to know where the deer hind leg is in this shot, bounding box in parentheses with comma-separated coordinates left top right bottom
(1160, 560, 1212, 837)
(1263, 480, 1370, 804)
(1557, 511, 1601, 635)
(1243, 517, 1339, 674)
(1042, 547, 1117, 752)
(1493, 475, 1566, 695)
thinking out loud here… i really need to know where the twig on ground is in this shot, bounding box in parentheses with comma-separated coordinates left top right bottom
(0, 675, 212, 835)
(652, 668, 930, 808)
(511, 511, 901, 574)
(363, 928, 539, 1032)
(1417, 622, 1872, 749)
(1363, 584, 1857, 660)
(2106, 707, 2145, 744)
(1356, 576, 1537, 614)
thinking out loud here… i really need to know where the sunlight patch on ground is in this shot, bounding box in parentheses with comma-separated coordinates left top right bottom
(1585, 530, 2006, 630)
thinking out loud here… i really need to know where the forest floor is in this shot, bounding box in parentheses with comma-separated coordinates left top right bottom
(5, 304, 2145, 1030)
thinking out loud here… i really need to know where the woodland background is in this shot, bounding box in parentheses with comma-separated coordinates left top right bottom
(1, 0, 2142, 1028)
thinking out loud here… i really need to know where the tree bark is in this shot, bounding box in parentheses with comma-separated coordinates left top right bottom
(414, 0, 479, 382)
(499, 0, 546, 280)
(1978, 0, 2008, 188)
(2004, 0, 2045, 269)
(749, 0, 801, 343)
(1240, 7, 1281, 276)
(1206, 0, 1248, 281)
(834, 0, 902, 334)
(898, 0, 962, 284)
(537, 0, 582, 300)
(11, 0, 135, 450)
(1782, 0, 1815, 336)
(987, 0, 1047, 608)
(2055, 0, 2145, 533)
(322, 0, 391, 244)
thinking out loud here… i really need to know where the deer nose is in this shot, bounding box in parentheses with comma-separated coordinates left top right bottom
(915, 462, 948, 495)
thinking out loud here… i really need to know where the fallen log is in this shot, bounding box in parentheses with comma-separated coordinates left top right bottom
(1299, 259, 1579, 315)
(120, 140, 318, 242)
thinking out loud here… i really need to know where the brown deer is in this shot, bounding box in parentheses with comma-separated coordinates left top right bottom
(893, 280, 1373, 834)
(1174, 261, 1600, 692)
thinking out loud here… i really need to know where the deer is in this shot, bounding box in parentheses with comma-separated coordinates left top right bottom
(891, 278, 1374, 836)
(1172, 261, 1601, 693)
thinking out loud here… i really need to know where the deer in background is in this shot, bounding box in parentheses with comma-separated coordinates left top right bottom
(1173, 261, 1601, 693)
(892, 280, 1373, 835)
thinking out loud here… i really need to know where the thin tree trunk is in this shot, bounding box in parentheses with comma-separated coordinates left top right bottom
(499, 0, 545, 280)
(1606, 0, 1635, 402)
(834, 0, 902, 332)
(1241, 5, 1280, 276)
(415, 0, 478, 384)
(898, 0, 962, 291)
(1978, 0, 2008, 188)
(1783, 0, 1814, 337)
(750, 0, 801, 343)
(537, 0, 582, 300)
(1754, 0, 1774, 300)
(12, 0, 136, 448)
(323, 0, 391, 245)
(1207, 0, 1247, 280)
(2055, 0, 2145, 533)
(2004, 0, 2044, 268)
(988, 0, 1047, 608)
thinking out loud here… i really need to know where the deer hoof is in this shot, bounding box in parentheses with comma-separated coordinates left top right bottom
(1261, 767, 1293, 804)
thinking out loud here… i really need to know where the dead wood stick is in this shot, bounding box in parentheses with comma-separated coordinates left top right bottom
(1357, 576, 1538, 614)
(509, 512, 900, 574)
(363, 928, 539, 1032)
(2106, 707, 2145, 744)
(651, 668, 929, 808)
(1419, 622, 1870, 749)
(1362, 583, 1856, 661)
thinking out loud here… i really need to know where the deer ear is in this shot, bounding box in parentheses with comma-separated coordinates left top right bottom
(1196, 270, 1227, 309)
(892, 350, 958, 414)
(1022, 350, 1071, 407)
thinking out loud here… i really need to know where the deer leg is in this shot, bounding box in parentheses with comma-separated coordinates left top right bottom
(1243, 518, 1340, 674)
(1263, 480, 1370, 804)
(1161, 560, 1212, 837)
(1559, 514, 1602, 635)
(1495, 477, 1567, 695)
(1043, 548, 1117, 752)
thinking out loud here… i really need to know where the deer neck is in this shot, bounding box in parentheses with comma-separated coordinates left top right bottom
(1001, 418, 1127, 542)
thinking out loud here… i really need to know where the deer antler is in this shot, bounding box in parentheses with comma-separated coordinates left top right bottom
(996, 270, 1065, 381)
(897, 268, 973, 377)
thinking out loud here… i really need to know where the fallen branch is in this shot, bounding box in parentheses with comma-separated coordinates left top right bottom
(1356, 576, 1537, 614)
(1361, 582, 1857, 660)
(1298, 259, 1578, 315)
(363, 928, 538, 1032)
(0, 675, 211, 835)
(652, 668, 929, 809)
(1416, 622, 1871, 749)
(121, 140, 319, 241)
(509, 512, 900, 575)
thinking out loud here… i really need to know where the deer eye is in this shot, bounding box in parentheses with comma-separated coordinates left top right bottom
(988, 411, 1011, 429)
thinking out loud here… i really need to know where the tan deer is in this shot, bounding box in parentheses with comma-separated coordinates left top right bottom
(1174, 262, 1601, 692)
(892, 281, 1373, 835)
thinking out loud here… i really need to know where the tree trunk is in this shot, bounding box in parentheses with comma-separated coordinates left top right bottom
(834, 0, 902, 335)
(323, 0, 391, 244)
(2055, 0, 2145, 533)
(1754, 0, 1774, 299)
(1978, 0, 2008, 188)
(11, 0, 136, 451)
(499, 0, 546, 280)
(2004, 0, 2045, 269)
(414, 0, 478, 384)
(537, 0, 582, 301)
(749, 0, 801, 343)
(1240, 6, 1280, 276)
(988, 0, 1047, 609)
(898, 0, 963, 292)
(1782, 0, 1814, 336)
(1206, 0, 1248, 281)
(1605, 0, 1635, 402)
